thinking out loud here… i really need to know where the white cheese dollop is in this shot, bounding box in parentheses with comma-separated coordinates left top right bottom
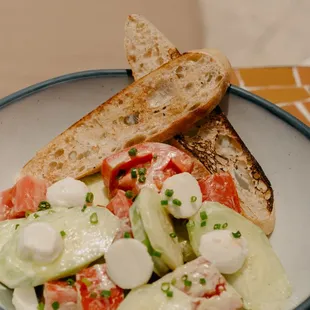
(161, 172, 202, 219)
(199, 229, 248, 274)
(47, 177, 89, 208)
(17, 222, 64, 264)
(105, 238, 153, 289)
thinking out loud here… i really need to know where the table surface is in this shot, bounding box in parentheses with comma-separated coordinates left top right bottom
(231, 66, 310, 127)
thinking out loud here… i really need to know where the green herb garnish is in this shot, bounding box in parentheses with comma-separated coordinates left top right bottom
(60, 230, 66, 238)
(165, 189, 174, 197)
(161, 282, 170, 293)
(222, 222, 228, 229)
(124, 232, 131, 238)
(169, 232, 176, 238)
(232, 230, 242, 238)
(200, 221, 207, 227)
(15, 224, 20, 230)
(52, 301, 60, 310)
(191, 196, 197, 202)
(125, 190, 134, 199)
(138, 175, 146, 183)
(38, 201, 51, 211)
(200, 211, 207, 220)
(131, 168, 137, 178)
(81, 205, 87, 212)
(100, 290, 111, 298)
(166, 290, 173, 297)
(138, 167, 146, 175)
(85, 192, 94, 203)
(128, 148, 137, 157)
(66, 278, 75, 286)
(33, 213, 39, 219)
(90, 212, 98, 224)
(214, 223, 221, 230)
(152, 250, 162, 258)
(172, 198, 182, 206)
(199, 278, 206, 285)
(161, 200, 168, 205)
(184, 279, 192, 287)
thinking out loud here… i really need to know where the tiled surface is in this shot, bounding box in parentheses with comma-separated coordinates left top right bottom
(231, 66, 310, 127)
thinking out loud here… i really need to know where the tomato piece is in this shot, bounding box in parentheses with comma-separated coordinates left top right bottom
(0, 176, 47, 221)
(106, 190, 132, 220)
(43, 280, 78, 310)
(198, 172, 241, 214)
(76, 264, 124, 310)
(101, 142, 194, 197)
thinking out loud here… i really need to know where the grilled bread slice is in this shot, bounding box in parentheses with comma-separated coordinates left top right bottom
(124, 14, 275, 235)
(21, 49, 231, 183)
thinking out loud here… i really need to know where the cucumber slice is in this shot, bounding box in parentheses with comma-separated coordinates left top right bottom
(129, 200, 170, 276)
(187, 202, 291, 310)
(0, 206, 120, 288)
(135, 188, 183, 270)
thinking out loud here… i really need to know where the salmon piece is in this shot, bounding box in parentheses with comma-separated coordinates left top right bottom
(43, 280, 78, 310)
(0, 176, 48, 221)
(76, 264, 124, 310)
(198, 172, 241, 214)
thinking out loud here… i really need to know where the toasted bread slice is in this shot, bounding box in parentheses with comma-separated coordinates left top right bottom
(21, 49, 231, 183)
(124, 14, 274, 235)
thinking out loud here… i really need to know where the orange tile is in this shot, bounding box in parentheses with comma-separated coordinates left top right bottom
(281, 104, 310, 126)
(239, 67, 295, 87)
(297, 67, 310, 85)
(304, 101, 310, 113)
(251, 87, 310, 103)
(230, 69, 240, 86)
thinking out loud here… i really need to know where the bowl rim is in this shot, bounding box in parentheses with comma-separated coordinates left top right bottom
(0, 69, 309, 310)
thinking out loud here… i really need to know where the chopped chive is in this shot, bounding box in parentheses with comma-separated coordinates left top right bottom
(184, 279, 192, 287)
(222, 222, 228, 229)
(66, 278, 75, 286)
(38, 201, 51, 211)
(138, 167, 147, 175)
(131, 168, 137, 178)
(52, 301, 60, 310)
(124, 232, 131, 238)
(161, 200, 168, 205)
(200, 211, 208, 221)
(81, 278, 92, 287)
(90, 212, 98, 224)
(181, 274, 188, 281)
(199, 278, 206, 285)
(152, 250, 162, 258)
(37, 302, 45, 310)
(191, 196, 197, 202)
(153, 154, 158, 160)
(161, 282, 170, 293)
(81, 205, 87, 212)
(25, 211, 31, 218)
(100, 290, 111, 298)
(85, 192, 94, 203)
(90, 292, 97, 298)
(138, 175, 146, 183)
(166, 290, 173, 297)
(33, 213, 40, 219)
(232, 230, 242, 238)
(200, 221, 207, 227)
(125, 190, 134, 199)
(214, 223, 221, 230)
(165, 189, 174, 197)
(15, 224, 20, 230)
(128, 148, 137, 157)
(172, 199, 182, 206)
(169, 232, 177, 238)
(171, 278, 176, 286)
(60, 230, 66, 238)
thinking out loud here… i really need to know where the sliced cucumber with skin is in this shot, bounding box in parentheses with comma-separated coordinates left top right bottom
(135, 187, 183, 270)
(129, 202, 170, 276)
(0, 207, 120, 288)
(187, 202, 291, 310)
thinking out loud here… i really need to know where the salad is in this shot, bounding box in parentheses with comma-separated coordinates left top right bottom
(0, 142, 291, 310)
